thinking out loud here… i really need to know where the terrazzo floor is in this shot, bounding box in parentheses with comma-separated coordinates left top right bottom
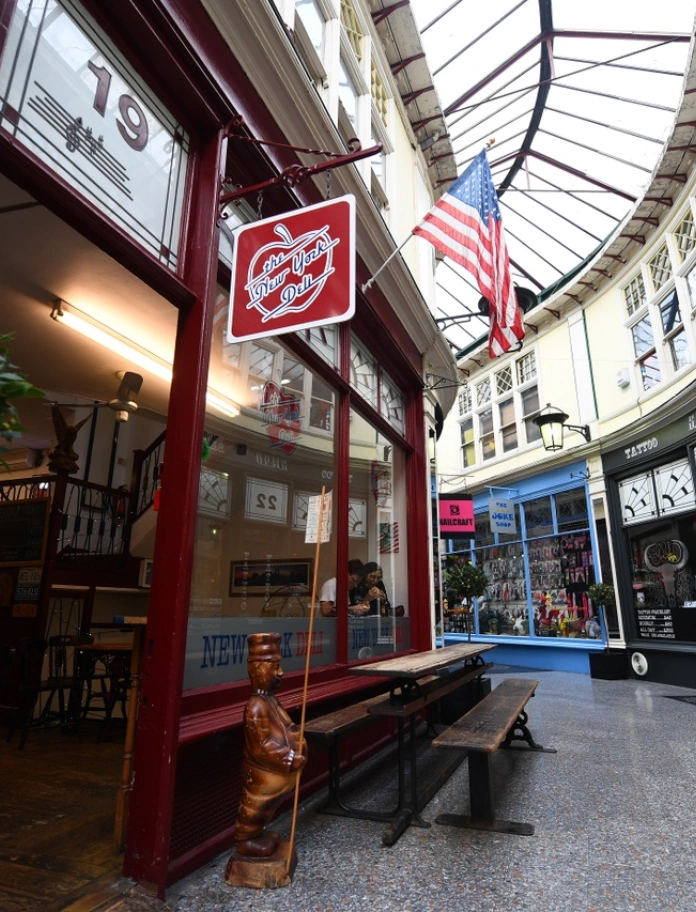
(159, 669, 696, 912)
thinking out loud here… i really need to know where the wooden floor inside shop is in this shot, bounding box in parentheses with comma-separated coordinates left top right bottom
(0, 721, 128, 912)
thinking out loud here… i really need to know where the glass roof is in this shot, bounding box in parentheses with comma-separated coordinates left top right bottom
(409, 0, 695, 352)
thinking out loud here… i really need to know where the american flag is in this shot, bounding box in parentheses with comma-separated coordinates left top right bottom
(413, 149, 524, 358)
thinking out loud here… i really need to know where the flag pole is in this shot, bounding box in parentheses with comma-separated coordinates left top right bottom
(285, 486, 325, 876)
(361, 234, 414, 292)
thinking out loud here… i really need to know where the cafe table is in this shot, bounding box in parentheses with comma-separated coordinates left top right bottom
(348, 642, 496, 844)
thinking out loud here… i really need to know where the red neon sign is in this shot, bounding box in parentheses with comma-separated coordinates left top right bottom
(228, 196, 355, 343)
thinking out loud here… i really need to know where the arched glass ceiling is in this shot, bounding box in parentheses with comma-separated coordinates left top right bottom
(410, 0, 695, 353)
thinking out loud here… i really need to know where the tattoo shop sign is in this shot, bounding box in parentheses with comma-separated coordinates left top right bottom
(0, 0, 189, 269)
(228, 196, 355, 342)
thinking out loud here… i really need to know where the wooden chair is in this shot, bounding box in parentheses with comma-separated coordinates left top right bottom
(7, 635, 95, 749)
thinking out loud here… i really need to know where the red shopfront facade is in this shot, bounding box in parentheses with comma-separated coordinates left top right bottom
(0, 0, 442, 894)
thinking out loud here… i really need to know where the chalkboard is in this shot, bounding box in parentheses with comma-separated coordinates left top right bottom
(0, 498, 51, 566)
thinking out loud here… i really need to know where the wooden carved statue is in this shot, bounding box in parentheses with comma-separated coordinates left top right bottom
(47, 405, 90, 474)
(226, 632, 307, 888)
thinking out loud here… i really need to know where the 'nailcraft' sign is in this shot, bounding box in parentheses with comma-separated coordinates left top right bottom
(438, 495, 475, 539)
(228, 196, 355, 342)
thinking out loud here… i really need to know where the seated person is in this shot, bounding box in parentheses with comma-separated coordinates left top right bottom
(319, 559, 364, 617)
(351, 562, 391, 616)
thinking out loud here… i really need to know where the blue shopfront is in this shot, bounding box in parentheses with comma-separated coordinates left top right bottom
(441, 461, 608, 673)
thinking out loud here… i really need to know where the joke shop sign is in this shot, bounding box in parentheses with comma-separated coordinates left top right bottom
(0, 0, 189, 269)
(228, 196, 355, 343)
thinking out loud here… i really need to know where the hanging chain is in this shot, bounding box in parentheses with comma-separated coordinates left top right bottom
(325, 170, 332, 200)
(256, 190, 264, 220)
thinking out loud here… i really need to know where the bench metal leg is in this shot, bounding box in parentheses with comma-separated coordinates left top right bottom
(500, 710, 557, 754)
(319, 724, 408, 825)
(435, 751, 535, 836)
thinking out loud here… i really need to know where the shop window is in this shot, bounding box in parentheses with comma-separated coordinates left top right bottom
(379, 371, 404, 435)
(556, 489, 589, 532)
(460, 418, 474, 468)
(622, 273, 646, 317)
(628, 516, 696, 640)
(297, 324, 339, 369)
(348, 413, 410, 659)
(479, 408, 495, 461)
(673, 208, 696, 262)
(659, 289, 690, 372)
(648, 244, 673, 292)
(523, 496, 553, 537)
(451, 489, 598, 642)
(477, 542, 527, 636)
(631, 314, 661, 390)
(620, 459, 695, 527)
(184, 339, 340, 689)
(350, 337, 378, 406)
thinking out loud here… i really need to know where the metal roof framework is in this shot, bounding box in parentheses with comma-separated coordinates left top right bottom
(400, 0, 696, 354)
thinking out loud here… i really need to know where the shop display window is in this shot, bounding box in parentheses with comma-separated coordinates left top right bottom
(628, 516, 696, 641)
(184, 282, 412, 688)
(184, 334, 339, 688)
(347, 410, 410, 660)
(443, 487, 601, 642)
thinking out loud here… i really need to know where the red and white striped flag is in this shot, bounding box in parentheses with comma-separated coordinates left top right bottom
(413, 149, 524, 358)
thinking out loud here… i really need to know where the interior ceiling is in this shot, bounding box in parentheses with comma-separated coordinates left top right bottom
(0, 171, 175, 450)
(405, 0, 696, 353)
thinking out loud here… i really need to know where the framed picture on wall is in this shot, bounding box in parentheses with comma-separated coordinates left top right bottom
(229, 558, 313, 596)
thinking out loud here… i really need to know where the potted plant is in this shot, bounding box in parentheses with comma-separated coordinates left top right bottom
(444, 559, 489, 608)
(0, 333, 43, 462)
(587, 582, 615, 613)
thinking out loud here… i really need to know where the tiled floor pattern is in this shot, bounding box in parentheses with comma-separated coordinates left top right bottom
(165, 671, 696, 912)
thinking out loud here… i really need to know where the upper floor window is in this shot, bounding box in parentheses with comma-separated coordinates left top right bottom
(659, 289, 690, 372)
(470, 351, 541, 464)
(623, 273, 646, 317)
(476, 378, 491, 406)
(674, 209, 696, 262)
(295, 0, 327, 60)
(340, 0, 364, 61)
(458, 385, 472, 417)
(648, 244, 673, 292)
(371, 60, 388, 127)
(338, 58, 359, 127)
(631, 314, 661, 390)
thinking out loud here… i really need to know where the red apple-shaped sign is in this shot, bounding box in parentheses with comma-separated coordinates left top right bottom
(228, 196, 355, 343)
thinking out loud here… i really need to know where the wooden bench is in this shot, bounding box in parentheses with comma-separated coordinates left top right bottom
(432, 677, 555, 836)
(305, 662, 492, 843)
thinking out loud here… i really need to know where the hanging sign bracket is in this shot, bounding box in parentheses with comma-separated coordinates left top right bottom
(220, 115, 382, 211)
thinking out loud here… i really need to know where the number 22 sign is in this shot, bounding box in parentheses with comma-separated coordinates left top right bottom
(245, 478, 289, 525)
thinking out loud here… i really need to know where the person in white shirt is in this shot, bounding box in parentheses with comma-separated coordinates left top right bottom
(319, 559, 364, 617)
